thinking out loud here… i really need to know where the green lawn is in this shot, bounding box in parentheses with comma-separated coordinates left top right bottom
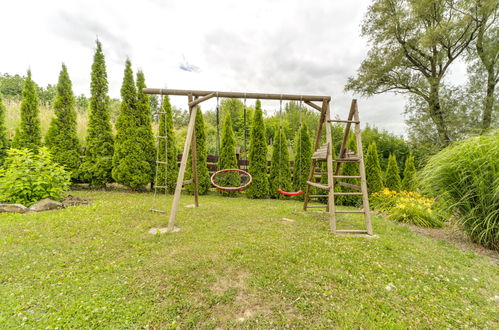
(0, 191, 497, 328)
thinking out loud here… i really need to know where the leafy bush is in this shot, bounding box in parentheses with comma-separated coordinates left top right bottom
(371, 189, 444, 228)
(0, 148, 70, 206)
(420, 133, 499, 249)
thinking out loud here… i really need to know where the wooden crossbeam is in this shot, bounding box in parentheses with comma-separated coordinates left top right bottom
(144, 88, 330, 104)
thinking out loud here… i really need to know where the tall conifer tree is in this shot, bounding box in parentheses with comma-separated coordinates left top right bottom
(112, 59, 151, 190)
(269, 128, 292, 199)
(186, 107, 210, 195)
(12, 70, 41, 152)
(136, 71, 157, 186)
(156, 96, 178, 193)
(0, 93, 8, 166)
(246, 100, 269, 198)
(402, 153, 417, 191)
(218, 112, 239, 197)
(79, 40, 114, 187)
(292, 123, 312, 199)
(385, 153, 402, 191)
(365, 141, 384, 193)
(45, 64, 81, 179)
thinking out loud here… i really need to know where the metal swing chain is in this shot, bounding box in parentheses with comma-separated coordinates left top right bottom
(215, 94, 220, 157)
(243, 95, 247, 170)
(278, 97, 283, 192)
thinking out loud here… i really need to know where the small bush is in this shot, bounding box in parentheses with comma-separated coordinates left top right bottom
(0, 148, 70, 206)
(371, 188, 444, 228)
(420, 133, 499, 249)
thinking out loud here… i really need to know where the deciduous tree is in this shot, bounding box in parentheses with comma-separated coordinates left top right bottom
(346, 0, 480, 147)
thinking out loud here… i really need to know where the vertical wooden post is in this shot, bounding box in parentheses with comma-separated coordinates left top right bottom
(166, 95, 198, 231)
(303, 103, 327, 211)
(190, 95, 199, 207)
(324, 100, 336, 233)
(353, 100, 373, 235)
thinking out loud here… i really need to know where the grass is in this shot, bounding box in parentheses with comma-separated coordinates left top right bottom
(420, 132, 499, 249)
(4, 99, 89, 144)
(0, 191, 497, 328)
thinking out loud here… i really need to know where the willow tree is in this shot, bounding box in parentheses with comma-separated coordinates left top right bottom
(346, 0, 480, 147)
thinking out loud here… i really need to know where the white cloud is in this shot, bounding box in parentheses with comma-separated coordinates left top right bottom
(1, 0, 465, 136)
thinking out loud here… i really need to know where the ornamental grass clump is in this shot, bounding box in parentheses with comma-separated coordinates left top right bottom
(420, 132, 498, 249)
(371, 188, 444, 228)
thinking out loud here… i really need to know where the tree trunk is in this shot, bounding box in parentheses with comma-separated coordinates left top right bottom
(481, 70, 496, 133)
(428, 82, 450, 146)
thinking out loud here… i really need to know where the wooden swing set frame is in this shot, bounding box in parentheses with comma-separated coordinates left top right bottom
(143, 88, 331, 232)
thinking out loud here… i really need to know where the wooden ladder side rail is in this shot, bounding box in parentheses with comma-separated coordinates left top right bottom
(167, 95, 198, 231)
(189, 95, 200, 207)
(333, 101, 357, 182)
(352, 100, 373, 235)
(324, 100, 337, 233)
(303, 100, 328, 211)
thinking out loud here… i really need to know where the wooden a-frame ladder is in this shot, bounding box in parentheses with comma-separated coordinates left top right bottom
(303, 99, 373, 236)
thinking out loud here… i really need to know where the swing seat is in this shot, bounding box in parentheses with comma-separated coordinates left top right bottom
(210, 169, 253, 191)
(278, 189, 303, 196)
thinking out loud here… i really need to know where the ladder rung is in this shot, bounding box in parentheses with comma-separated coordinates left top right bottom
(335, 210, 365, 213)
(328, 120, 360, 124)
(149, 209, 165, 213)
(333, 158, 360, 162)
(312, 153, 328, 160)
(156, 136, 167, 139)
(336, 181, 362, 191)
(307, 181, 330, 190)
(333, 175, 361, 179)
(156, 161, 168, 164)
(157, 112, 167, 114)
(333, 192, 363, 195)
(307, 205, 327, 208)
(154, 185, 168, 189)
(309, 194, 328, 198)
(314, 172, 328, 175)
(336, 230, 368, 234)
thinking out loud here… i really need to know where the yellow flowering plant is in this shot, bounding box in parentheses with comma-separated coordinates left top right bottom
(370, 188, 444, 228)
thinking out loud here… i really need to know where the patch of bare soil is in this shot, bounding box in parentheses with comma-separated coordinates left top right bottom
(209, 270, 273, 324)
(403, 221, 498, 261)
(61, 195, 91, 207)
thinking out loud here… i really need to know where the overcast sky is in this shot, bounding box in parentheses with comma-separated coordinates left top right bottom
(1, 0, 468, 136)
